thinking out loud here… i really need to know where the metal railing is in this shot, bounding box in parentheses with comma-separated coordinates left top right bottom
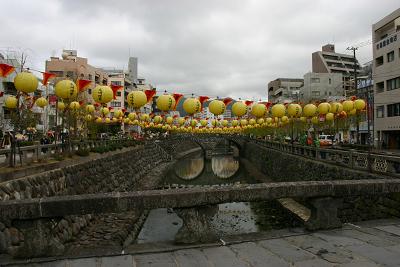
(251, 139, 400, 178)
(0, 139, 136, 168)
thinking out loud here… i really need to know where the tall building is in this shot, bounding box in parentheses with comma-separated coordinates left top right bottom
(0, 52, 21, 132)
(128, 57, 138, 83)
(106, 70, 133, 111)
(267, 78, 304, 103)
(312, 44, 361, 94)
(372, 8, 400, 149)
(45, 50, 109, 105)
(299, 72, 344, 102)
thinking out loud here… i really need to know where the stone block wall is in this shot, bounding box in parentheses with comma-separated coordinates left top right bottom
(0, 142, 172, 255)
(243, 142, 400, 222)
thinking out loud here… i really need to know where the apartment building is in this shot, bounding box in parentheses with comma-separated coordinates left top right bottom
(372, 8, 400, 149)
(312, 44, 361, 94)
(45, 50, 109, 104)
(267, 78, 304, 103)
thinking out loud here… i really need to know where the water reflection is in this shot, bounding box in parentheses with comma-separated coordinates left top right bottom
(174, 154, 239, 180)
(212, 156, 239, 179)
(174, 156, 204, 180)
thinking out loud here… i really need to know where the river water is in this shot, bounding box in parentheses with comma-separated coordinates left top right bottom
(136, 150, 301, 244)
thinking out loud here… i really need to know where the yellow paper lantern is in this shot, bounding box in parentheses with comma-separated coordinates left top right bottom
(330, 102, 343, 114)
(114, 109, 124, 118)
(57, 102, 65, 110)
(200, 119, 208, 127)
(250, 103, 266, 118)
(311, 116, 319, 124)
(166, 116, 174, 124)
(156, 94, 176, 111)
(140, 113, 150, 121)
(128, 113, 136, 121)
(232, 101, 247, 117)
(183, 98, 201, 115)
(124, 118, 130, 124)
(86, 104, 95, 113)
(287, 104, 302, 117)
(257, 118, 264, 124)
(318, 102, 330, 115)
(112, 117, 118, 123)
(69, 101, 80, 110)
(281, 116, 289, 123)
(342, 100, 354, 112)
(271, 104, 286, 118)
(303, 104, 317, 117)
(231, 120, 239, 126)
(299, 116, 307, 122)
(221, 120, 228, 127)
(55, 80, 77, 99)
(326, 113, 334, 121)
(178, 117, 186, 125)
(127, 91, 147, 108)
(190, 119, 198, 127)
(105, 118, 111, 123)
(266, 117, 273, 123)
(240, 119, 248, 126)
(211, 119, 218, 127)
(208, 100, 226, 116)
(100, 107, 109, 116)
(92, 85, 113, 104)
(95, 117, 103, 123)
(354, 99, 366, 110)
(249, 118, 256, 125)
(35, 97, 48, 108)
(154, 115, 163, 123)
(14, 72, 38, 93)
(4, 96, 18, 109)
(85, 114, 92, 121)
(349, 109, 357, 116)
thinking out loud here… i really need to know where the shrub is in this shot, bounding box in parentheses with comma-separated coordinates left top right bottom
(76, 149, 90, 157)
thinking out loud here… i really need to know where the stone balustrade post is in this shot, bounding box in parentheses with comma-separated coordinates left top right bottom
(305, 197, 342, 231)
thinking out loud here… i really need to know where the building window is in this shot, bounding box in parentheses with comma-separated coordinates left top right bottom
(311, 91, 320, 97)
(329, 91, 332, 96)
(88, 74, 93, 81)
(50, 71, 64, 77)
(328, 78, 332, 84)
(111, 81, 122, 86)
(376, 105, 384, 118)
(376, 81, 384, 93)
(117, 91, 122, 97)
(375, 56, 384, 66)
(66, 71, 75, 78)
(88, 89, 92, 94)
(2, 82, 17, 95)
(387, 51, 395, 62)
(387, 77, 400, 91)
(311, 78, 320, 83)
(110, 101, 121, 107)
(387, 103, 400, 117)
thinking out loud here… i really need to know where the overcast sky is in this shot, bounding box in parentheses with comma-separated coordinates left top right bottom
(1, 0, 399, 100)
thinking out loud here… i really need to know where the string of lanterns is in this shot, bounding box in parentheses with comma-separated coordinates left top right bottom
(2, 70, 367, 135)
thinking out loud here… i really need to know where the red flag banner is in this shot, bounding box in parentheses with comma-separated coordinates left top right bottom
(198, 96, 210, 111)
(145, 89, 157, 103)
(0, 63, 15, 78)
(42, 72, 56, 86)
(77, 79, 92, 92)
(49, 95, 57, 105)
(223, 97, 233, 106)
(172, 93, 184, 110)
(245, 100, 253, 106)
(110, 85, 123, 99)
(0, 92, 4, 97)
(350, 95, 357, 101)
(263, 102, 272, 109)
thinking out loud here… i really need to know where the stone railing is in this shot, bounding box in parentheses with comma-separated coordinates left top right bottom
(0, 139, 136, 168)
(251, 139, 400, 178)
(2, 179, 400, 258)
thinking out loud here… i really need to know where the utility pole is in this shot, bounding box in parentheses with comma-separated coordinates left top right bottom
(347, 46, 359, 144)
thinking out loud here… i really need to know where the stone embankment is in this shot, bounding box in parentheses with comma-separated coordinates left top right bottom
(0, 142, 172, 256)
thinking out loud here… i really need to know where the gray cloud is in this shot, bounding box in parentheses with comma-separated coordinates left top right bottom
(0, 0, 398, 100)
